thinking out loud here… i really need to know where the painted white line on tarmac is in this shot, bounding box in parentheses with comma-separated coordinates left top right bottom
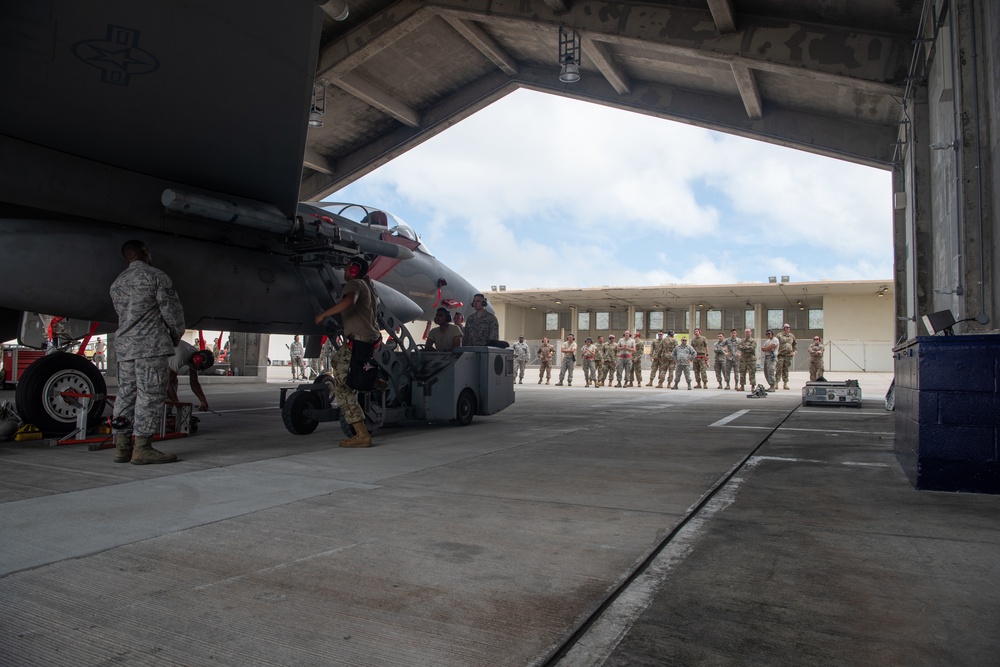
(708, 409, 750, 427)
(753, 455, 890, 468)
(556, 457, 765, 667)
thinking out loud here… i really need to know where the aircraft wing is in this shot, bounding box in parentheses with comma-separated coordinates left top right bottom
(0, 1, 323, 219)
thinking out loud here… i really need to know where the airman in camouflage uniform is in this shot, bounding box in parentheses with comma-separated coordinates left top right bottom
(646, 332, 663, 386)
(713, 333, 727, 389)
(630, 332, 644, 387)
(556, 334, 577, 386)
(722, 329, 740, 389)
(463, 293, 499, 346)
(315, 257, 380, 447)
(672, 336, 696, 389)
(657, 331, 678, 387)
(808, 336, 826, 381)
(598, 335, 616, 386)
(537, 337, 555, 384)
(110, 240, 186, 465)
(737, 328, 758, 390)
(511, 336, 530, 384)
(690, 328, 710, 389)
(615, 331, 634, 387)
(775, 323, 798, 390)
(761, 330, 778, 391)
(581, 337, 598, 387)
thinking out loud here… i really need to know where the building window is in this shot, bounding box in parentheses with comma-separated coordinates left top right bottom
(634, 311, 644, 333)
(545, 313, 558, 331)
(595, 312, 609, 330)
(768, 309, 784, 330)
(612, 311, 628, 331)
(808, 308, 824, 329)
(745, 309, 755, 329)
(578, 312, 591, 331)
(649, 311, 664, 331)
(706, 309, 721, 330)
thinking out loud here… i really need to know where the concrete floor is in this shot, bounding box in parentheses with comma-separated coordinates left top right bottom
(1, 370, 997, 666)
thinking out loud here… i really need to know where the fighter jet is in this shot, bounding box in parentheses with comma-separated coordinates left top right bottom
(0, 197, 488, 434)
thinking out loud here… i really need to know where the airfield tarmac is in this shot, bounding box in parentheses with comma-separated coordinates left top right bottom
(1, 370, 998, 665)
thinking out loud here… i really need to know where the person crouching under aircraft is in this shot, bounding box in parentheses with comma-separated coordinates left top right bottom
(314, 257, 380, 448)
(167, 342, 214, 412)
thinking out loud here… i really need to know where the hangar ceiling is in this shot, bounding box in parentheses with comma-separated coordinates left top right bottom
(301, 0, 921, 201)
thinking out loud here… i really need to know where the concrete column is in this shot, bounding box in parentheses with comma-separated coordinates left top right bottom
(225, 333, 265, 378)
(688, 305, 696, 338)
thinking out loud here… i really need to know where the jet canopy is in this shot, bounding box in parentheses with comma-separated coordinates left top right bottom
(317, 202, 432, 255)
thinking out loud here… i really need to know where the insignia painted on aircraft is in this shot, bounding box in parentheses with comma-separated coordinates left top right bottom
(72, 25, 159, 85)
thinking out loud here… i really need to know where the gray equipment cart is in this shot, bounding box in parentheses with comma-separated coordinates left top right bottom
(801, 379, 863, 407)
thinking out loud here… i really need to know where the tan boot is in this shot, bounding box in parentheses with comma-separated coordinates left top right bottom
(340, 421, 372, 448)
(657, 381, 663, 388)
(130, 436, 177, 465)
(112, 432, 133, 464)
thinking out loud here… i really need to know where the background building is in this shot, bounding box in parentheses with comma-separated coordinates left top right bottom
(486, 279, 894, 373)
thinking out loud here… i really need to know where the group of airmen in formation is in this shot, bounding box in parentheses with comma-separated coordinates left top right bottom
(511, 324, 827, 391)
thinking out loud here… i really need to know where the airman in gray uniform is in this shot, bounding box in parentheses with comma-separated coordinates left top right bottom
(511, 336, 530, 384)
(737, 328, 758, 390)
(672, 336, 696, 390)
(110, 240, 186, 465)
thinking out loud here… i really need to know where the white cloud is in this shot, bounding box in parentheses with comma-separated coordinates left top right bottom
(335, 89, 893, 291)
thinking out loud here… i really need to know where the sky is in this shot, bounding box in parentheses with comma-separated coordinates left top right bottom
(330, 88, 894, 293)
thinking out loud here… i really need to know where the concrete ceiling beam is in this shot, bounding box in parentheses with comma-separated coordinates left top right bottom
(583, 38, 632, 95)
(441, 15, 519, 76)
(332, 72, 422, 128)
(706, 0, 737, 34)
(730, 63, 763, 120)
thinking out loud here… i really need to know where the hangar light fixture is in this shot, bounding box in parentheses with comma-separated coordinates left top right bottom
(308, 81, 327, 127)
(558, 26, 581, 84)
(320, 0, 350, 21)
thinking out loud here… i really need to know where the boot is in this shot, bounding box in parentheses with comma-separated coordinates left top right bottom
(646, 381, 653, 387)
(725, 384, 730, 390)
(671, 384, 678, 389)
(538, 377, 542, 384)
(340, 421, 372, 448)
(717, 383, 723, 389)
(783, 383, 789, 390)
(112, 432, 133, 464)
(130, 436, 177, 465)
(687, 383, 692, 390)
(657, 381, 663, 388)
(555, 382, 563, 386)
(694, 381, 702, 389)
